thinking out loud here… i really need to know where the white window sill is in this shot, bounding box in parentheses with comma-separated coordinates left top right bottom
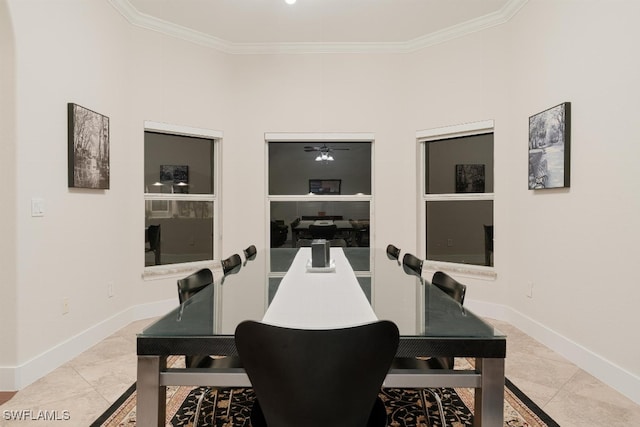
(421, 260, 497, 281)
(142, 260, 219, 281)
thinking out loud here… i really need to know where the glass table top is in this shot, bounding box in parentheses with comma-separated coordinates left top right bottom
(140, 247, 503, 341)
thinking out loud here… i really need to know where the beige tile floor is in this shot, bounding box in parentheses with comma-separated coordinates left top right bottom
(1, 317, 639, 426)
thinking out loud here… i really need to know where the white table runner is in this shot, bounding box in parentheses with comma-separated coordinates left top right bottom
(262, 247, 377, 329)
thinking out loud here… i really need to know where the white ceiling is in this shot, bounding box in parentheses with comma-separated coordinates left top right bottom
(113, 0, 527, 53)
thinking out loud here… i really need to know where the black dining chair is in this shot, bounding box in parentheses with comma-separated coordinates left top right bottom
(145, 224, 161, 266)
(222, 253, 242, 276)
(398, 255, 469, 426)
(220, 253, 242, 286)
(432, 271, 467, 306)
(402, 253, 424, 283)
(243, 245, 257, 265)
(177, 268, 218, 369)
(177, 268, 244, 426)
(235, 320, 399, 427)
(177, 268, 213, 305)
(483, 224, 494, 266)
(386, 244, 401, 264)
(270, 220, 289, 247)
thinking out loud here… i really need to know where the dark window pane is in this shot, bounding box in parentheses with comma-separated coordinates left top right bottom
(269, 142, 371, 195)
(269, 246, 370, 273)
(145, 201, 214, 266)
(144, 132, 214, 195)
(425, 134, 493, 194)
(270, 201, 369, 250)
(344, 248, 370, 272)
(268, 277, 282, 305)
(270, 248, 298, 272)
(356, 276, 372, 302)
(426, 200, 493, 266)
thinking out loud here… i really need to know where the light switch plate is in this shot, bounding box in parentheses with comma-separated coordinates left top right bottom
(31, 198, 45, 217)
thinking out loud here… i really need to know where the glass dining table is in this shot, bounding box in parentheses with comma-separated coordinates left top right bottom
(137, 247, 506, 427)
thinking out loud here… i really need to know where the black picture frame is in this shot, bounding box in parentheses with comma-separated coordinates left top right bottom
(455, 164, 485, 193)
(309, 179, 341, 195)
(528, 102, 571, 189)
(68, 103, 110, 189)
(160, 165, 189, 193)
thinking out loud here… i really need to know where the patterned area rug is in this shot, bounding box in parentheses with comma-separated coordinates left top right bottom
(92, 356, 559, 427)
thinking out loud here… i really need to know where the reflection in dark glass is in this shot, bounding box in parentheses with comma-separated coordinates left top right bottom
(144, 132, 214, 195)
(268, 277, 282, 304)
(425, 134, 493, 195)
(270, 201, 370, 250)
(145, 201, 214, 266)
(269, 142, 371, 195)
(356, 277, 372, 302)
(344, 248, 370, 272)
(426, 200, 493, 266)
(270, 248, 298, 272)
(270, 247, 370, 273)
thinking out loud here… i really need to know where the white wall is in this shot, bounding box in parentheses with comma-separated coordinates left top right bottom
(4, 0, 639, 403)
(503, 0, 640, 392)
(6, 0, 135, 384)
(4, 0, 233, 387)
(0, 0, 18, 381)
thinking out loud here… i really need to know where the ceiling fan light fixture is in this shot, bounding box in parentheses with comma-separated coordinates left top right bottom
(315, 152, 334, 162)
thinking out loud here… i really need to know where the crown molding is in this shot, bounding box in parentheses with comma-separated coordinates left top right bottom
(108, 0, 528, 55)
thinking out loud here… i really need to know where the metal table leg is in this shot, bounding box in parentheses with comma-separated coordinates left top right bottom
(137, 355, 167, 427)
(474, 357, 505, 427)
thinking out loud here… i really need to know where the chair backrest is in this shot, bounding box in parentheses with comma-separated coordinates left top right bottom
(402, 253, 423, 278)
(271, 221, 289, 247)
(308, 224, 338, 240)
(146, 225, 161, 250)
(243, 245, 257, 261)
(177, 268, 213, 304)
(386, 244, 401, 261)
(222, 254, 242, 276)
(235, 320, 399, 427)
(483, 224, 494, 266)
(431, 271, 467, 305)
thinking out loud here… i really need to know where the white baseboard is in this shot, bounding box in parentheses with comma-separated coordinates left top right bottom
(466, 299, 640, 405)
(3, 298, 639, 406)
(0, 298, 175, 391)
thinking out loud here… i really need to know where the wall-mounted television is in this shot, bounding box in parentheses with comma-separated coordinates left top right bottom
(309, 179, 341, 195)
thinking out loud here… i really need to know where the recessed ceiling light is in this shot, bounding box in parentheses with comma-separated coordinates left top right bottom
(285, 0, 296, 4)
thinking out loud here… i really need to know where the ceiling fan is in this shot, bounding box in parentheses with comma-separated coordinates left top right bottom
(304, 144, 349, 162)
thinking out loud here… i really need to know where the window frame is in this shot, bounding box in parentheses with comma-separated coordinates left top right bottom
(417, 120, 496, 279)
(143, 121, 222, 278)
(265, 132, 375, 306)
